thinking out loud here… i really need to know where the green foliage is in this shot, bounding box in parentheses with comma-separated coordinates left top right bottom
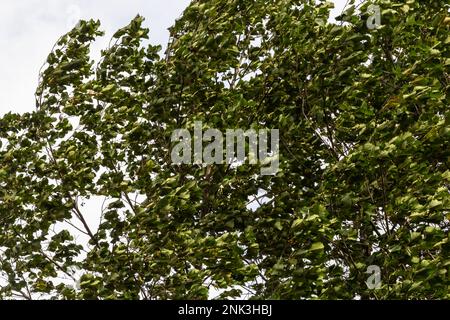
(0, 0, 449, 299)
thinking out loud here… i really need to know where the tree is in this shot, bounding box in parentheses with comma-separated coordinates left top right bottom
(0, 0, 448, 299)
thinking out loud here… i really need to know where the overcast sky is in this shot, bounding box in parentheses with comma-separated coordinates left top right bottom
(0, 0, 191, 116)
(0, 0, 348, 117)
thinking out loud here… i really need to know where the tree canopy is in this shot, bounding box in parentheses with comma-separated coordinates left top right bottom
(0, 0, 449, 299)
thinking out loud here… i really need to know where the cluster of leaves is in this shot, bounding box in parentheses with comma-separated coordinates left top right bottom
(0, 0, 449, 299)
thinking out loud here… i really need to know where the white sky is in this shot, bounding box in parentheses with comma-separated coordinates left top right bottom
(0, 0, 348, 116)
